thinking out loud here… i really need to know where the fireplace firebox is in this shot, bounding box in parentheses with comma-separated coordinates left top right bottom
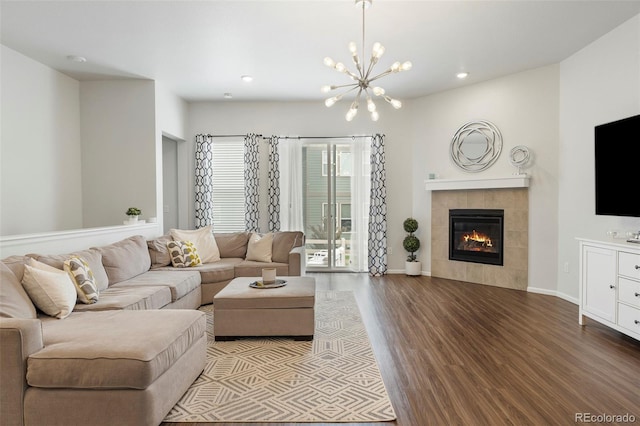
(449, 209, 504, 266)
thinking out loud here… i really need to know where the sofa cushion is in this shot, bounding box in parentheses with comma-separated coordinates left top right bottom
(72, 285, 171, 312)
(234, 260, 289, 278)
(147, 235, 173, 268)
(153, 258, 241, 285)
(0, 261, 37, 319)
(1, 255, 31, 282)
(170, 226, 220, 263)
(112, 270, 201, 302)
(29, 309, 206, 390)
(96, 235, 151, 285)
(64, 256, 99, 304)
(272, 231, 304, 263)
(28, 249, 109, 292)
(246, 232, 273, 263)
(21, 259, 77, 319)
(167, 240, 202, 267)
(214, 232, 250, 258)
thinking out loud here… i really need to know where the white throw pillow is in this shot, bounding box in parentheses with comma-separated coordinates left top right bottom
(170, 226, 220, 263)
(246, 232, 273, 263)
(22, 259, 77, 319)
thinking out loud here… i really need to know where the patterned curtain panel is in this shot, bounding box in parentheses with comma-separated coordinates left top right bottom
(244, 133, 260, 232)
(368, 134, 387, 276)
(267, 136, 281, 232)
(194, 134, 214, 229)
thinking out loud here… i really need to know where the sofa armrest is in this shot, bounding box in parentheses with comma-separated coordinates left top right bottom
(288, 245, 306, 276)
(1, 318, 43, 426)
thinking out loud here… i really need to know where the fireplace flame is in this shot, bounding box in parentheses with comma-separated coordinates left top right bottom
(463, 230, 493, 247)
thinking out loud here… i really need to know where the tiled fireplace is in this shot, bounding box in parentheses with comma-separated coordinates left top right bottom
(430, 186, 529, 291)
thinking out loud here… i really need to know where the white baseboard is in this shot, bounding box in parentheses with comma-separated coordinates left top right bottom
(527, 287, 578, 305)
(386, 269, 431, 276)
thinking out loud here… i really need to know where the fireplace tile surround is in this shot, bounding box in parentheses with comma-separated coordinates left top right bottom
(431, 188, 529, 291)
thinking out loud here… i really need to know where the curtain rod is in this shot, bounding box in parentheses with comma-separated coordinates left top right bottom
(201, 134, 262, 138)
(272, 135, 374, 140)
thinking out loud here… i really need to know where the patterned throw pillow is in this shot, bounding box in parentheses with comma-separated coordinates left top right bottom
(64, 256, 99, 304)
(167, 241, 202, 268)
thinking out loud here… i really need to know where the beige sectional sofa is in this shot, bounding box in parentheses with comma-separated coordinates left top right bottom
(148, 231, 305, 304)
(0, 230, 305, 426)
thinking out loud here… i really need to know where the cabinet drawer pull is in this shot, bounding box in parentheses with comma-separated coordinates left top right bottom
(636, 293, 640, 297)
(636, 265, 640, 270)
(609, 285, 615, 289)
(635, 320, 640, 325)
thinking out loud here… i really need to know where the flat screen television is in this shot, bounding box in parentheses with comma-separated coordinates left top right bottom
(594, 114, 640, 217)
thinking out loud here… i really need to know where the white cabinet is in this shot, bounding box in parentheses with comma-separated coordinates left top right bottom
(580, 245, 616, 322)
(578, 239, 640, 341)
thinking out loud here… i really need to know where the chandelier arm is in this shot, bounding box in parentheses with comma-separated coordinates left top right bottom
(334, 84, 361, 98)
(367, 69, 394, 82)
(327, 83, 361, 91)
(363, 58, 378, 81)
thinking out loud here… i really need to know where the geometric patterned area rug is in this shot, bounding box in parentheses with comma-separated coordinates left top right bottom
(164, 291, 396, 423)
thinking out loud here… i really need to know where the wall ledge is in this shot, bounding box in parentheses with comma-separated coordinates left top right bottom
(425, 175, 530, 191)
(0, 223, 161, 257)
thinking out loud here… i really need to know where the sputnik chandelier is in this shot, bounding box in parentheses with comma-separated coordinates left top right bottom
(322, 0, 412, 121)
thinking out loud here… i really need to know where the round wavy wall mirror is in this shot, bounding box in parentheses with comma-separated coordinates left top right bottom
(450, 120, 502, 172)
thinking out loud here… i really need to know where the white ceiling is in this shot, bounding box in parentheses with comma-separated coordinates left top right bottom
(2, 1, 639, 102)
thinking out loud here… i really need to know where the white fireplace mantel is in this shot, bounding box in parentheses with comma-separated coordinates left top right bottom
(424, 175, 530, 191)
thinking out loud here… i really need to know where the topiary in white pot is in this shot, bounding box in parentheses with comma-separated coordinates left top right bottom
(403, 218, 421, 276)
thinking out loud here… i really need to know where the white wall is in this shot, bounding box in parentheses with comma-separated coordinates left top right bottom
(155, 82, 189, 231)
(0, 45, 82, 235)
(186, 69, 561, 278)
(80, 80, 157, 228)
(187, 101, 414, 271)
(558, 14, 640, 301)
(407, 65, 560, 292)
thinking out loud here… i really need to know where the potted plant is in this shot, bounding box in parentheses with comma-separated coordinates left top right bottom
(403, 217, 421, 276)
(126, 207, 141, 223)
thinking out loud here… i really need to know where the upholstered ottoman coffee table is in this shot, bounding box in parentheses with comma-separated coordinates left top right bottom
(213, 276, 315, 341)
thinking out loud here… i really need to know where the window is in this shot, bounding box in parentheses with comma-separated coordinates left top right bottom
(211, 140, 245, 232)
(321, 148, 352, 176)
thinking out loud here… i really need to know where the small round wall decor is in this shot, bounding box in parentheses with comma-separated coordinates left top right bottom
(509, 145, 531, 175)
(450, 120, 503, 172)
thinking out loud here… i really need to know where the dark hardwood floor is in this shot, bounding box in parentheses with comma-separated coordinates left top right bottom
(164, 273, 640, 426)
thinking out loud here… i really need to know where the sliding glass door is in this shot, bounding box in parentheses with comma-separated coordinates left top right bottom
(302, 140, 369, 271)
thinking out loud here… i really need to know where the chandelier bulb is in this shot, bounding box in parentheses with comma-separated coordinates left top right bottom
(372, 42, 385, 59)
(401, 61, 413, 71)
(366, 97, 376, 112)
(346, 107, 358, 121)
(324, 57, 336, 68)
(335, 62, 346, 72)
(371, 110, 379, 121)
(372, 86, 385, 96)
(349, 42, 358, 54)
(325, 95, 342, 107)
(391, 99, 402, 109)
(321, 85, 334, 93)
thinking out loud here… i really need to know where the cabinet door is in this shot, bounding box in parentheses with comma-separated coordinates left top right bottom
(582, 245, 617, 322)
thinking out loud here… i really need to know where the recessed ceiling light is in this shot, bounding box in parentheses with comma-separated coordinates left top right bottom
(223, 93, 233, 99)
(241, 75, 253, 83)
(67, 55, 86, 63)
(456, 72, 469, 79)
